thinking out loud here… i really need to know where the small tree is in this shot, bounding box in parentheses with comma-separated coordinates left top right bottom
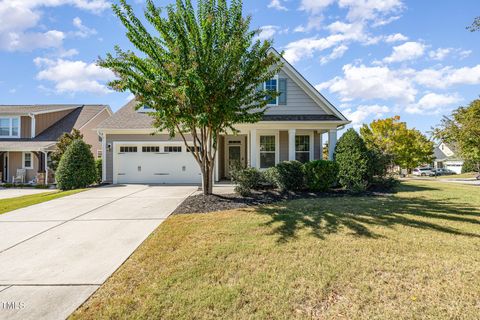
(361, 116, 434, 173)
(99, 0, 281, 194)
(50, 129, 86, 172)
(334, 129, 371, 192)
(56, 140, 96, 190)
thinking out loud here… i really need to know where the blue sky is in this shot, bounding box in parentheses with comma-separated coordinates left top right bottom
(0, 0, 479, 134)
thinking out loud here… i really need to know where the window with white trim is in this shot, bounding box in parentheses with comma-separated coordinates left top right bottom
(259, 135, 276, 168)
(0, 117, 19, 138)
(265, 79, 278, 105)
(23, 152, 32, 169)
(295, 135, 310, 163)
(120, 146, 137, 153)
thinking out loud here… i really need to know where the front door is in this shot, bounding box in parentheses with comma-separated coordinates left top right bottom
(225, 137, 246, 179)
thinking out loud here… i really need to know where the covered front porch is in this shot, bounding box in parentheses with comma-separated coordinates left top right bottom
(0, 142, 55, 185)
(215, 123, 340, 181)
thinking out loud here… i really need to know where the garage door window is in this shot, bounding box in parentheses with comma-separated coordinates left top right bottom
(120, 146, 137, 153)
(142, 146, 160, 152)
(165, 146, 182, 153)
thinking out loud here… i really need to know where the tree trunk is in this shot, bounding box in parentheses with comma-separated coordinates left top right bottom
(201, 162, 214, 195)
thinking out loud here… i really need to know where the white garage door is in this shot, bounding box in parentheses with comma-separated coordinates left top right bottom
(114, 143, 202, 184)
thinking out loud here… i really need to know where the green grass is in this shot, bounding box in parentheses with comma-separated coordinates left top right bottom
(0, 189, 85, 215)
(442, 172, 478, 179)
(72, 181, 480, 320)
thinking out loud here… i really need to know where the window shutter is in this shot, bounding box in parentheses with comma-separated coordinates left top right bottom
(279, 78, 287, 105)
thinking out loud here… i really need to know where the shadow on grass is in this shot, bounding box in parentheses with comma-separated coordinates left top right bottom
(257, 194, 480, 243)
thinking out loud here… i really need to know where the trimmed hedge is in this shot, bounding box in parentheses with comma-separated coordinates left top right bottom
(462, 159, 480, 173)
(95, 158, 103, 184)
(56, 139, 97, 190)
(334, 129, 371, 192)
(230, 167, 264, 196)
(265, 161, 305, 191)
(303, 160, 339, 191)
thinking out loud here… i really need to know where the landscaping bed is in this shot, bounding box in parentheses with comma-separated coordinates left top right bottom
(174, 188, 393, 214)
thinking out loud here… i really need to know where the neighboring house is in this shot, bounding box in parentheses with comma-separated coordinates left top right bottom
(433, 142, 464, 174)
(0, 104, 112, 184)
(98, 49, 350, 184)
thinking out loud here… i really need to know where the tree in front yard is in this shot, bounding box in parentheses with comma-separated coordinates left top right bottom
(334, 129, 371, 192)
(56, 140, 96, 190)
(360, 116, 434, 173)
(99, 0, 281, 194)
(433, 99, 480, 172)
(50, 129, 86, 172)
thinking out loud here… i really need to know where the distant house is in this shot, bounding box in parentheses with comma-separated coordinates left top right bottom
(433, 142, 464, 174)
(0, 104, 112, 184)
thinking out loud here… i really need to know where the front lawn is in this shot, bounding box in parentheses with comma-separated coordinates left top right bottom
(72, 181, 480, 319)
(0, 189, 85, 215)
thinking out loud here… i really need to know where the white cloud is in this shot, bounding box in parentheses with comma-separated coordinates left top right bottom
(385, 33, 408, 43)
(0, 30, 65, 51)
(0, 0, 109, 51)
(299, 0, 334, 14)
(428, 48, 452, 61)
(415, 65, 480, 89)
(383, 41, 426, 63)
(406, 93, 461, 114)
(257, 25, 279, 41)
(72, 17, 97, 38)
(268, 0, 288, 11)
(34, 57, 115, 94)
(338, 0, 404, 23)
(342, 104, 390, 127)
(317, 64, 417, 103)
(320, 44, 348, 64)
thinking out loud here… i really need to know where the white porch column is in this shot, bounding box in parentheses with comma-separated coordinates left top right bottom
(328, 128, 337, 160)
(250, 129, 257, 168)
(318, 132, 323, 160)
(288, 129, 296, 161)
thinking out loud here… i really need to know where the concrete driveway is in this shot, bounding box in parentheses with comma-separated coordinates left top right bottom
(0, 184, 196, 320)
(0, 188, 56, 200)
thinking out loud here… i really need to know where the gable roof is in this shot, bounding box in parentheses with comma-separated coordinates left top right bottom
(98, 100, 154, 130)
(0, 105, 110, 151)
(0, 104, 80, 115)
(268, 48, 350, 123)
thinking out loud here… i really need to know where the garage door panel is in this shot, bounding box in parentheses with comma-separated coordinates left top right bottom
(115, 143, 202, 184)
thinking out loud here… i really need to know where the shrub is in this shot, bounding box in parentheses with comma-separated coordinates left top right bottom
(462, 159, 480, 173)
(50, 128, 85, 172)
(303, 160, 339, 191)
(95, 158, 103, 184)
(369, 176, 399, 192)
(263, 167, 279, 189)
(334, 129, 371, 192)
(56, 139, 96, 190)
(230, 167, 264, 196)
(266, 161, 305, 191)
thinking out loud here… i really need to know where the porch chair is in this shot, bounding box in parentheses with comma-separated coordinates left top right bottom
(12, 169, 26, 184)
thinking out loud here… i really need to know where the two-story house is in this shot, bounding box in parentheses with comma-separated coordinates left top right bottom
(0, 104, 112, 184)
(97, 49, 350, 184)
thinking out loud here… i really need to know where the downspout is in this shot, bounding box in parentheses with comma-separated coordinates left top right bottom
(98, 129, 106, 183)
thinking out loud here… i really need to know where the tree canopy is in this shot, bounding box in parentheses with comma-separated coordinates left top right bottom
(360, 116, 434, 171)
(99, 0, 281, 194)
(433, 99, 480, 168)
(467, 16, 480, 31)
(50, 128, 85, 172)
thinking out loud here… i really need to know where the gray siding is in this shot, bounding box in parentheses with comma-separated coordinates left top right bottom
(265, 70, 327, 116)
(105, 133, 190, 183)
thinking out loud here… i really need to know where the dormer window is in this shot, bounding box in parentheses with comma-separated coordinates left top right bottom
(0, 117, 20, 138)
(257, 77, 287, 106)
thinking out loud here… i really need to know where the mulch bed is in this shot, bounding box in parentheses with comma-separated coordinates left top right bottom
(173, 188, 393, 215)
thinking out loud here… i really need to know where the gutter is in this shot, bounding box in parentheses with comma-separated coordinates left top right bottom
(28, 113, 36, 138)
